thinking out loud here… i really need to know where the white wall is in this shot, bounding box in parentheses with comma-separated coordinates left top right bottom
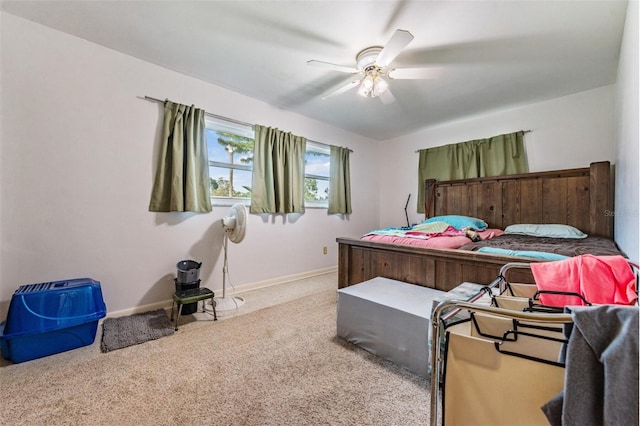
(378, 85, 617, 227)
(0, 13, 380, 316)
(614, 0, 639, 262)
(2, 8, 637, 318)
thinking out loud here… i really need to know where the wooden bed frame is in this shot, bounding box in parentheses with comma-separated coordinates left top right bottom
(337, 161, 613, 291)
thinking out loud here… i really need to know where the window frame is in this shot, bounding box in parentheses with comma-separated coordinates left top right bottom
(205, 117, 331, 208)
(303, 141, 330, 208)
(206, 117, 254, 206)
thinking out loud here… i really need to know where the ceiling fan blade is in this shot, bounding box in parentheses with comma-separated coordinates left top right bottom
(378, 88, 396, 105)
(307, 60, 358, 74)
(382, 0, 409, 33)
(388, 67, 443, 80)
(320, 78, 361, 100)
(375, 29, 414, 67)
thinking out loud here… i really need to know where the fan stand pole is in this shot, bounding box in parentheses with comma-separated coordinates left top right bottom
(222, 234, 228, 298)
(213, 233, 245, 314)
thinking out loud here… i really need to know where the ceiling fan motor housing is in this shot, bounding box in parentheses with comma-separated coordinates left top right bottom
(356, 47, 383, 71)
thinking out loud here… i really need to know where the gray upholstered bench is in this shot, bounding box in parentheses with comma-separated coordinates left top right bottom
(336, 277, 446, 377)
(337, 278, 487, 377)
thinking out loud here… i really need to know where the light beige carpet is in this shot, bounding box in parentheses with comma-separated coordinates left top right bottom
(0, 273, 429, 425)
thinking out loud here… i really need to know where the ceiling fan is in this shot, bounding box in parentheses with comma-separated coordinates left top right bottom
(307, 29, 439, 104)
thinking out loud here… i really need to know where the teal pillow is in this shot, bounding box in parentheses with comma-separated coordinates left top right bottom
(504, 224, 587, 239)
(423, 215, 488, 230)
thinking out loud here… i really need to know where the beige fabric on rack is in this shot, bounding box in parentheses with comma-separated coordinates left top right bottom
(507, 282, 539, 298)
(443, 328, 565, 426)
(492, 295, 531, 311)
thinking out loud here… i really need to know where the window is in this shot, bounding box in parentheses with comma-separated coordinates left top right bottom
(304, 141, 330, 206)
(206, 117, 254, 200)
(206, 118, 330, 207)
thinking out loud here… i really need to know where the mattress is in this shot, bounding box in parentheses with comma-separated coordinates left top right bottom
(459, 234, 625, 257)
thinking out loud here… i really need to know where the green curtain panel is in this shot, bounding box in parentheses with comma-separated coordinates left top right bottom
(250, 125, 306, 214)
(476, 131, 527, 177)
(149, 101, 212, 213)
(417, 131, 527, 213)
(328, 145, 352, 215)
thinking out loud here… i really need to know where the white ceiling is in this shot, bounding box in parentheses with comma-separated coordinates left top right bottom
(0, 0, 628, 140)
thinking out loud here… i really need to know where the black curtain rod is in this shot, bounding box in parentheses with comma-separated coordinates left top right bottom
(143, 95, 253, 128)
(414, 130, 532, 153)
(141, 95, 350, 152)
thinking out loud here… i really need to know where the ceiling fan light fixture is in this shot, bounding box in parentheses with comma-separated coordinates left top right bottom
(362, 74, 374, 89)
(357, 83, 371, 98)
(372, 76, 389, 96)
(358, 71, 388, 98)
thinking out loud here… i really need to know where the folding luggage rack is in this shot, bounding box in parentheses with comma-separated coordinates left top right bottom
(429, 261, 639, 426)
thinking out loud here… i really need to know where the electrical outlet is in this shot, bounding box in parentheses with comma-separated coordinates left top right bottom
(323, 246, 327, 255)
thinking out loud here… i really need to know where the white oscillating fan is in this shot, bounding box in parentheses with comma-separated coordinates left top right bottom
(213, 203, 247, 313)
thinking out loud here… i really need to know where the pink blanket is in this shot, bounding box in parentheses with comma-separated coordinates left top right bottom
(530, 254, 637, 307)
(362, 234, 473, 249)
(362, 229, 503, 249)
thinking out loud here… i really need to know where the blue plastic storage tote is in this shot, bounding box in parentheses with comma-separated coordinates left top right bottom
(0, 278, 106, 363)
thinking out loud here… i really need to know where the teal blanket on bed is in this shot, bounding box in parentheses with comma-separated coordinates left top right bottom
(477, 247, 569, 261)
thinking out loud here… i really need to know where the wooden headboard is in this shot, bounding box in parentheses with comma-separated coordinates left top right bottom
(425, 161, 613, 239)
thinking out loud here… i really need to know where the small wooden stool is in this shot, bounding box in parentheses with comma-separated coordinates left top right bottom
(170, 287, 217, 331)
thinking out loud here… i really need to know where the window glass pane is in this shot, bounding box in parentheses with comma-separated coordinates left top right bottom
(305, 142, 330, 179)
(210, 166, 252, 198)
(305, 177, 329, 202)
(207, 129, 254, 166)
(304, 141, 330, 204)
(205, 117, 254, 199)
(305, 152, 330, 179)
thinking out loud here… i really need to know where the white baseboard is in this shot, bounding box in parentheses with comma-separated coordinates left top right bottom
(230, 266, 337, 295)
(105, 266, 337, 319)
